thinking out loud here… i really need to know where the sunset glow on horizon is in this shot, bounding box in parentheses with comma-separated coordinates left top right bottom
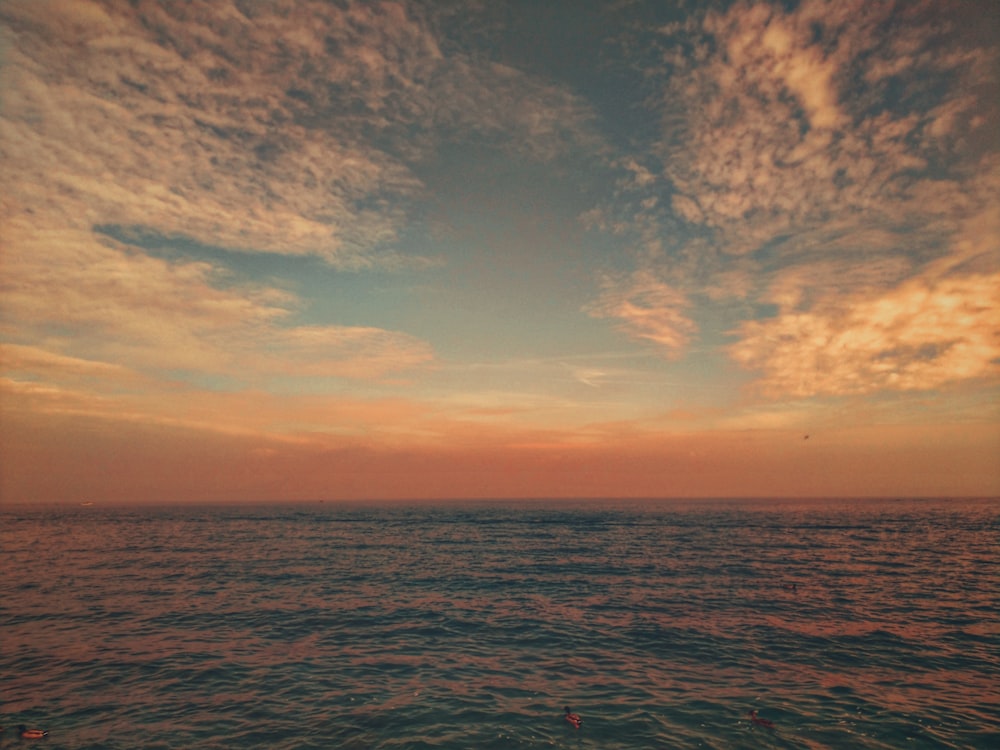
(2, 0, 998, 503)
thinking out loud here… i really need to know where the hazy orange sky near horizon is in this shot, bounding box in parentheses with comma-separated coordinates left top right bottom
(2, 0, 999, 503)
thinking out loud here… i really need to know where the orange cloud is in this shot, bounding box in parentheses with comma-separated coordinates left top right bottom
(0, 354, 437, 446)
(730, 270, 1000, 397)
(0, 219, 433, 381)
(587, 271, 696, 357)
(727, 204, 1000, 397)
(1, 344, 141, 383)
(591, 0, 999, 404)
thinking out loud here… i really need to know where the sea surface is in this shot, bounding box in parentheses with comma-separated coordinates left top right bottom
(1, 498, 998, 749)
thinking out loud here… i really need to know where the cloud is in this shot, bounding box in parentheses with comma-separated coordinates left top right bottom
(587, 271, 696, 357)
(0, 0, 434, 265)
(1, 344, 141, 382)
(0, 0, 602, 264)
(0, 217, 433, 381)
(728, 195, 1000, 397)
(0, 369, 433, 446)
(256, 325, 433, 380)
(718, 3, 844, 130)
(588, 0, 1000, 399)
(655, 0, 997, 256)
(2, 0, 612, 399)
(729, 261, 1000, 398)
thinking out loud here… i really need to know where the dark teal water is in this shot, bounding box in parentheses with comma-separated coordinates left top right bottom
(1, 498, 998, 749)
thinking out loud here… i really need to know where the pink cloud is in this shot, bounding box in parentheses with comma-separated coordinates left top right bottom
(587, 271, 697, 358)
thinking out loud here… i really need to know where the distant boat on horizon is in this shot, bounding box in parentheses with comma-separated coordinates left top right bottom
(79, 502, 94, 507)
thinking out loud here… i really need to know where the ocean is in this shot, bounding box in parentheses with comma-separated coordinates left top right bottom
(1, 498, 997, 749)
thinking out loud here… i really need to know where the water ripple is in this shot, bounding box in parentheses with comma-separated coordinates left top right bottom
(1, 498, 997, 749)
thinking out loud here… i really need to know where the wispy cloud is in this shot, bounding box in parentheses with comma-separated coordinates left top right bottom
(587, 270, 697, 357)
(1, 218, 433, 380)
(1, 344, 141, 383)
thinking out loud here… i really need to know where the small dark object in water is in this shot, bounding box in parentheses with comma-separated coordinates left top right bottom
(748, 709, 775, 729)
(564, 706, 582, 729)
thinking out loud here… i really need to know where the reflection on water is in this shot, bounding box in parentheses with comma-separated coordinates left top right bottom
(1, 498, 998, 749)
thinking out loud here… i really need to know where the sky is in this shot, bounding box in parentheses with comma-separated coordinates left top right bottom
(1, 0, 998, 503)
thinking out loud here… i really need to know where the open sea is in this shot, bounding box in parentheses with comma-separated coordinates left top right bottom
(1, 498, 998, 749)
